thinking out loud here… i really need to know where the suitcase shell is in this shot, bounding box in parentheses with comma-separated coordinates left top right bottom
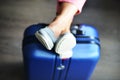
(22, 23, 100, 80)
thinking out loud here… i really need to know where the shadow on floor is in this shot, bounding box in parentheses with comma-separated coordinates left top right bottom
(0, 62, 24, 80)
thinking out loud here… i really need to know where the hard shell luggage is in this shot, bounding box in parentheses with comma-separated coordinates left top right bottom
(22, 23, 100, 80)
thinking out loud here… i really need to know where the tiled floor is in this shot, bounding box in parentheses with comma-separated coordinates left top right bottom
(0, 0, 120, 80)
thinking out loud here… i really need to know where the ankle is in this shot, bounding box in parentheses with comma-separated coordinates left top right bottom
(48, 15, 73, 37)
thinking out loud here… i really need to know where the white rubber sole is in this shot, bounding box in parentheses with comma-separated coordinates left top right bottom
(55, 33, 76, 58)
(35, 30, 54, 50)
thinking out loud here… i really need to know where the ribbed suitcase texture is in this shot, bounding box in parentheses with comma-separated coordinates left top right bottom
(22, 23, 100, 80)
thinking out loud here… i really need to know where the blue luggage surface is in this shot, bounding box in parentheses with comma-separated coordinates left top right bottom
(22, 23, 100, 80)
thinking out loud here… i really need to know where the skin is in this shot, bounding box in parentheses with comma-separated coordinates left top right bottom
(48, 2, 78, 38)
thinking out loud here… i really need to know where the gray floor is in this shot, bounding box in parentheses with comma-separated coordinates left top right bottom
(0, 0, 120, 80)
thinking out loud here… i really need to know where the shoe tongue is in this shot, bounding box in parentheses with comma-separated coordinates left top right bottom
(43, 27, 57, 42)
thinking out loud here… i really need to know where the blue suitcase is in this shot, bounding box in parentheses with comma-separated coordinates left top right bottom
(22, 23, 100, 80)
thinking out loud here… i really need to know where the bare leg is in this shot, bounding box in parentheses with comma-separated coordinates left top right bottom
(48, 2, 78, 38)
